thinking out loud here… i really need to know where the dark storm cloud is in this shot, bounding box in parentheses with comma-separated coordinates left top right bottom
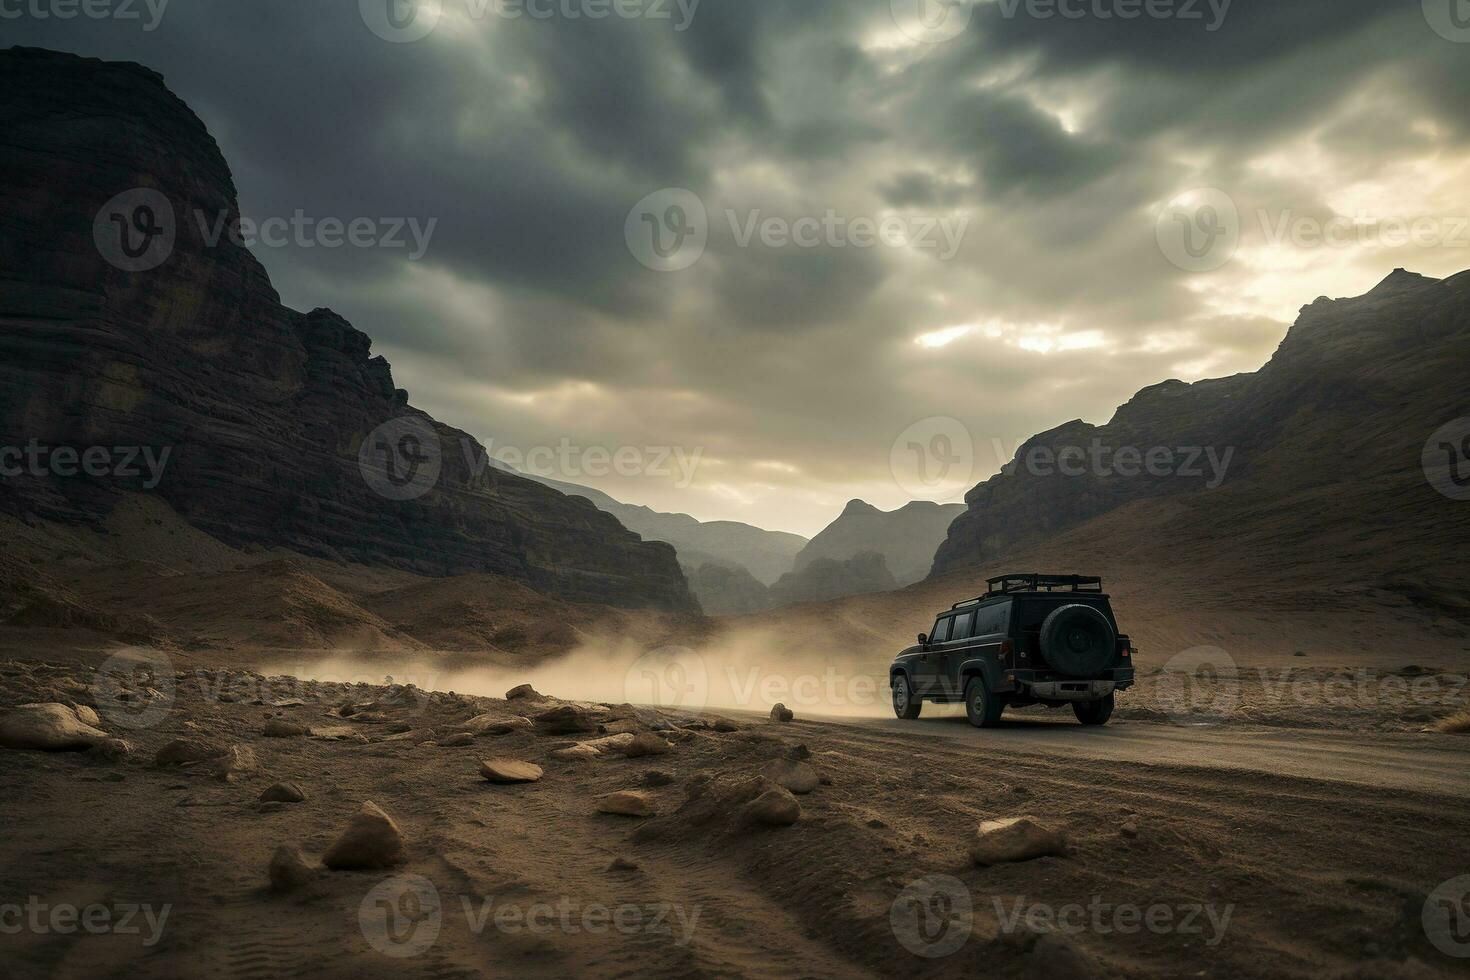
(8, 0, 1470, 534)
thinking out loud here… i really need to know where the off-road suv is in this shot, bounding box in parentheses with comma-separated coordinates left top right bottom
(889, 574, 1134, 727)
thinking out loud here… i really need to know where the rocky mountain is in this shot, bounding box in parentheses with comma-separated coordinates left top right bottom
(932, 268, 1470, 594)
(0, 48, 694, 612)
(768, 551, 897, 607)
(795, 499, 964, 586)
(685, 562, 774, 616)
(515, 471, 807, 585)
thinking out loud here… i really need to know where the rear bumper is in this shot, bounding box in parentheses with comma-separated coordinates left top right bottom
(1003, 666, 1135, 696)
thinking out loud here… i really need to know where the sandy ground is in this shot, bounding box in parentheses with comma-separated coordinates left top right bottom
(3, 647, 1470, 980)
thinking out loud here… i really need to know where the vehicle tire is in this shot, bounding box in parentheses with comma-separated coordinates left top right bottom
(964, 676, 1004, 728)
(891, 675, 921, 720)
(1073, 692, 1115, 726)
(1039, 604, 1116, 677)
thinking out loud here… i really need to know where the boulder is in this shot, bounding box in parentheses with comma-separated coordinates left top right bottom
(438, 733, 475, 747)
(763, 759, 819, 795)
(711, 717, 741, 733)
(464, 714, 533, 735)
(268, 845, 315, 893)
(479, 759, 544, 784)
(207, 745, 260, 782)
(535, 705, 600, 735)
(90, 737, 133, 762)
(260, 781, 307, 803)
(580, 733, 636, 754)
(263, 719, 310, 738)
(740, 787, 801, 827)
(623, 733, 672, 758)
(505, 684, 539, 700)
(0, 703, 108, 751)
(769, 703, 794, 723)
(969, 817, 1068, 866)
(597, 790, 658, 817)
(322, 801, 404, 870)
(71, 704, 103, 727)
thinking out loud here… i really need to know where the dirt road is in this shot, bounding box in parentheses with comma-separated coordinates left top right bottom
(4, 660, 1469, 979)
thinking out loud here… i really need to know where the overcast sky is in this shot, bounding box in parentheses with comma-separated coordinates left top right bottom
(14, 0, 1470, 535)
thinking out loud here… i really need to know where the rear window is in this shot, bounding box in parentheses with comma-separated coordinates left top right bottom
(974, 600, 1011, 636)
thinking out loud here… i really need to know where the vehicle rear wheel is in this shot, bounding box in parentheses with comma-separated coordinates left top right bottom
(964, 676, 1004, 728)
(1073, 692, 1115, 726)
(891, 675, 921, 719)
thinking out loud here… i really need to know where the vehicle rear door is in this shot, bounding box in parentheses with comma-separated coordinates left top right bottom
(962, 600, 1012, 685)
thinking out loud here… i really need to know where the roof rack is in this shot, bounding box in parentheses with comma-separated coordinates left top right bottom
(951, 573, 1104, 608)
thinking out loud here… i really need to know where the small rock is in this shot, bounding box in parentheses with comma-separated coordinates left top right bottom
(464, 714, 533, 735)
(263, 719, 310, 738)
(90, 737, 133, 762)
(438, 733, 475, 747)
(599, 718, 644, 736)
(1120, 821, 1139, 839)
(580, 733, 636, 754)
(0, 703, 108, 751)
(535, 705, 599, 735)
(551, 744, 600, 761)
(764, 759, 819, 795)
(969, 816, 1068, 866)
(623, 733, 672, 758)
(323, 801, 404, 870)
(785, 743, 812, 761)
(642, 769, 675, 787)
(769, 703, 794, 723)
(268, 845, 315, 893)
(208, 745, 260, 782)
(260, 781, 307, 803)
(155, 738, 223, 768)
(71, 704, 103, 728)
(597, 790, 657, 817)
(607, 856, 639, 872)
(740, 787, 801, 827)
(711, 717, 741, 733)
(506, 683, 539, 700)
(479, 759, 544, 784)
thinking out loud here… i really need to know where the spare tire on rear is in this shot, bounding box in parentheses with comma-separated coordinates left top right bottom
(1038, 604, 1115, 677)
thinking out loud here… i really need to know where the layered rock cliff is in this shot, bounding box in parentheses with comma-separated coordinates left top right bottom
(0, 47, 695, 612)
(932, 267, 1470, 576)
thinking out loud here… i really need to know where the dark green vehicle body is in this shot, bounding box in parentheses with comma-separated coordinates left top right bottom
(889, 574, 1135, 726)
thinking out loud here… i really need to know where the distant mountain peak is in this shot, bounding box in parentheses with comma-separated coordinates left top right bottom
(1369, 267, 1438, 296)
(840, 498, 881, 517)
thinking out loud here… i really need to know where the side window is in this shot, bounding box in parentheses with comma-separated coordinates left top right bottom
(975, 601, 1012, 636)
(950, 611, 974, 640)
(930, 618, 951, 643)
